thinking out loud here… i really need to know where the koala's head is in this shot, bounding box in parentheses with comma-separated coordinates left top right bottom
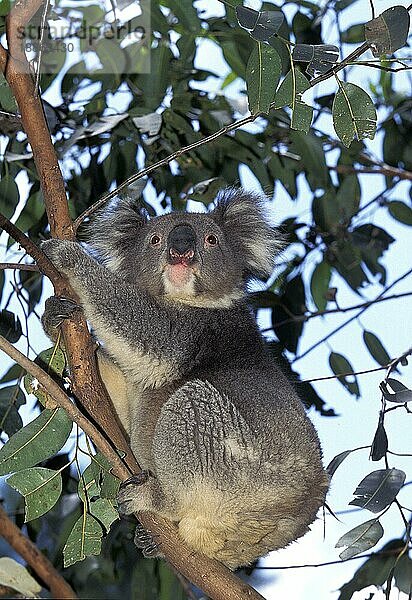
(88, 188, 283, 308)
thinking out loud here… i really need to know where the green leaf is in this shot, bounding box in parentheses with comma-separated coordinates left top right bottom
(0, 557, 41, 598)
(336, 519, 383, 560)
(1, 363, 24, 384)
(327, 449, 354, 478)
(0, 72, 17, 112)
(338, 540, 404, 600)
(310, 260, 331, 311)
(312, 189, 340, 232)
(387, 200, 412, 225)
(0, 408, 72, 476)
(14, 191, 45, 234)
(63, 512, 103, 567)
(0, 386, 25, 437)
(363, 331, 391, 366)
(24, 346, 66, 407)
(365, 6, 410, 57)
(329, 352, 360, 397)
(94, 39, 127, 76)
(332, 82, 377, 147)
(0, 310, 22, 343)
(0, 175, 19, 220)
(274, 68, 312, 132)
(335, 174, 360, 221)
(349, 468, 406, 513)
(158, 561, 187, 600)
(246, 43, 281, 114)
(341, 23, 365, 44)
(7, 467, 62, 521)
(89, 497, 119, 532)
(0, 1, 10, 17)
(290, 131, 329, 190)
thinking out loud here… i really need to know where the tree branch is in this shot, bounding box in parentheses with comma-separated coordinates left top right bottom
(0, 504, 76, 599)
(331, 164, 412, 181)
(0, 0, 136, 474)
(0, 263, 39, 271)
(293, 268, 412, 363)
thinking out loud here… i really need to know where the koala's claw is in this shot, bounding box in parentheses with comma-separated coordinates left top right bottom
(120, 470, 152, 488)
(117, 470, 155, 516)
(134, 523, 161, 558)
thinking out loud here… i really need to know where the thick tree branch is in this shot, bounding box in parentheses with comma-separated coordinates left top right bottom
(0, 0, 136, 474)
(0, 504, 76, 599)
(0, 335, 266, 600)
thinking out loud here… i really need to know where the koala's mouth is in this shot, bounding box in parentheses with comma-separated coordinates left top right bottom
(163, 262, 197, 293)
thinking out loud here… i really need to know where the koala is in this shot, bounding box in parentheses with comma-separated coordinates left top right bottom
(42, 188, 329, 570)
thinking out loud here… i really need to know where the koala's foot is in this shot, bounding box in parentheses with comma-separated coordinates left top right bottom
(134, 523, 162, 558)
(117, 470, 162, 516)
(42, 296, 82, 340)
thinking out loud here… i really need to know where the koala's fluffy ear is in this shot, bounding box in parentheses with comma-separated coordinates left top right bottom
(85, 197, 148, 270)
(210, 188, 283, 278)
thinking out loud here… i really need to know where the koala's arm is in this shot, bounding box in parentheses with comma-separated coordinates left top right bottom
(41, 240, 203, 376)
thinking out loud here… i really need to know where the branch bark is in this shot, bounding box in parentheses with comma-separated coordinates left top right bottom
(0, 504, 76, 599)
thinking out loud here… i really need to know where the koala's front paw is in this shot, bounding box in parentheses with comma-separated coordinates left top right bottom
(42, 296, 82, 338)
(117, 470, 154, 516)
(41, 239, 84, 272)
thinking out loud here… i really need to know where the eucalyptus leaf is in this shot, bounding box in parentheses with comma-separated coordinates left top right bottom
(370, 417, 388, 461)
(89, 497, 119, 532)
(387, 200, 412, 225)
(363, 331, 391, 366)
(0, 385, 25, 437)
(310, 260, 331, 311)
(7, 467, 63, 521)
(332, 82, 377, 147)
(0, 310, 22, 343)
(246, 43, 281, 114)
(364, 6, 410, 57)
(292, 44, 339, 77)
(326, 449, 353, 478)
(273, 69, 312, 132)
(336, 519, 383, 559)
(349, 468, 406, 513)
(329, 352, 360, 397)
(0, 557, 41, 598)
(0, 175, 19, 221)
(0, 408, 72, 476)
(63, 512, 104, 567)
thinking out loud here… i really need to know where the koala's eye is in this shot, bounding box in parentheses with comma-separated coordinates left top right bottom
(150, 234, 161, 246)
(205, 234, 218, 246)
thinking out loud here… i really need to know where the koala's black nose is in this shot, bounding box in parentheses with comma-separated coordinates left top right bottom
(167, 224, 196, 264)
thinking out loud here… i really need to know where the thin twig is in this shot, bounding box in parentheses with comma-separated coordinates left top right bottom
(331, 164, 412, 181)
(255, 547, 403, 570)
(263, 291, 412, 330)
(301, 364, 387, 383)
(293, 268, 412, 363)
(0, 262, 39, 271)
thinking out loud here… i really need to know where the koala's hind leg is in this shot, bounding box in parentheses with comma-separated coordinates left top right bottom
(151, 380, 260, 564)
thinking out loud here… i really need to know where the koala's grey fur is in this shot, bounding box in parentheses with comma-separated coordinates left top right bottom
(42, 188, 329, 570)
